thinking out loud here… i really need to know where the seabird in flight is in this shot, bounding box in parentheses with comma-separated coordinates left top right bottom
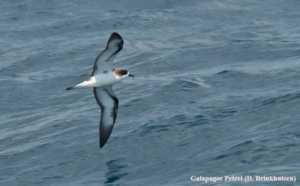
(66, 32, 134, 148)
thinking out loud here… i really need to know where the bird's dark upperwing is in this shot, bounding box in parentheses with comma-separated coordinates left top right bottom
(92, 32, 123, 76)
(93, 86, 119, 148)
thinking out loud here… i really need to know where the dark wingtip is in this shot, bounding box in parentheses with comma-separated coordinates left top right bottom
(100, 140, 107, 149)
(100, 143, 104, 149)
(100, 136, 109, 149)
(99, 125, 114, 149)
(112, 32, 121, 37)
(66, 86, 74, 90)
(110, 32, 123, 41)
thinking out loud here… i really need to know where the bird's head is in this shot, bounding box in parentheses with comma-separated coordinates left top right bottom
(114, 69, 135, 79)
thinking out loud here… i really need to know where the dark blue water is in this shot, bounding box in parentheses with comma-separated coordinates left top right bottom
(1, 0, 300, 185)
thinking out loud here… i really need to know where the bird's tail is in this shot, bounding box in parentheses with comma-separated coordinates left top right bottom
(66, 77, 96, 91)
(66, 86, 74, 90)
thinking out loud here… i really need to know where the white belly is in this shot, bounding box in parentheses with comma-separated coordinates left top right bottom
(74, 72, 122, 88)
(93, 73, 121, 87)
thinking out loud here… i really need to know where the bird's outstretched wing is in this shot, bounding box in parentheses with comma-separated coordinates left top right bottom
(93, 86, 119, 148)
(92, 32, 123, 76)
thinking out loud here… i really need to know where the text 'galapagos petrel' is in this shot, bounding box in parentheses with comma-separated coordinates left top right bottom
(66, 32, 134, 148)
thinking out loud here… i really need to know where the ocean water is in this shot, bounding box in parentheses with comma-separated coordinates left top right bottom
(1, 0, 300, 185)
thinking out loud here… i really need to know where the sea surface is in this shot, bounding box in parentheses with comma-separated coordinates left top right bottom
(1, 0, 300, 185)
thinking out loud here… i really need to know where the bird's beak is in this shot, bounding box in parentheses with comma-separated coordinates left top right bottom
(129, 73, 135, 77)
